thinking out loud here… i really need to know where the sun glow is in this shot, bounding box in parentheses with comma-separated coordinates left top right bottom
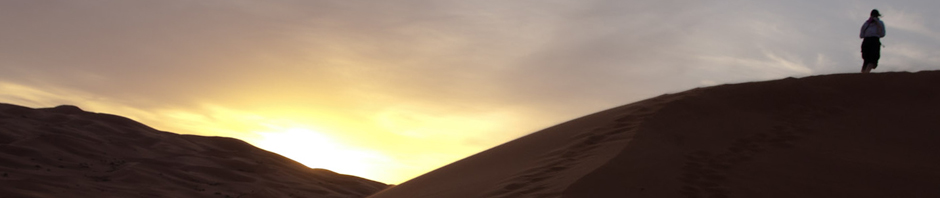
(251, 127, 388, 179)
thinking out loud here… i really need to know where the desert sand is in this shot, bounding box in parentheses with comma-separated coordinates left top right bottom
(369, 71, 940, 198)
(0, 104, 387, 198)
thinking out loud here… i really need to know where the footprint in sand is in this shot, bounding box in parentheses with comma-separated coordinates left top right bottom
(679, 114, 819, 198)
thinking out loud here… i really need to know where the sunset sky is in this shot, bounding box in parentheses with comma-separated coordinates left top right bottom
(2, 0, 938, 184)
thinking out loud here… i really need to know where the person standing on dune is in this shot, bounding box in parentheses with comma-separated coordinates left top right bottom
(860, 9, 886, 73)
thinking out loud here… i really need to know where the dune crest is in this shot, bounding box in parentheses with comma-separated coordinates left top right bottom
(0, 103, 387, 198)
(370, 71, 940, 198)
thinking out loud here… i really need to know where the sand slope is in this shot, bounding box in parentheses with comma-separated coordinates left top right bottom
(369, 71, 940, 198)
(0, 104, 387, 198)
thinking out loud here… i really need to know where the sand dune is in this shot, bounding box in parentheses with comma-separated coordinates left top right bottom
(0, 104, 387, 198)
(369, 71, 940, 198)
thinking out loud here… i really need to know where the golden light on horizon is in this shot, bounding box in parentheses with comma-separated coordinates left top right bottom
(251, 126, 391, 180)
(0, 80, 539, 184)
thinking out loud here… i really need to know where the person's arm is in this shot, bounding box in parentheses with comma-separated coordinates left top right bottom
(860, 22, 868, 38)
(879, 20, 886, 38)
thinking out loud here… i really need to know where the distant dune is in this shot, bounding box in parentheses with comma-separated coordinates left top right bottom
(0, 104, 388, 197)
(368, 71, 940, 198)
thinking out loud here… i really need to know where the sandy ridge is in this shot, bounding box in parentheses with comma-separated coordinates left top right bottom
(371, 71, 940, 198)
(482, 93, 693, 198)
(0, 104, 388, 198)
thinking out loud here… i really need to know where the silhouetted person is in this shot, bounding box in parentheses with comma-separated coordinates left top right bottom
(860, 9, 886, 73)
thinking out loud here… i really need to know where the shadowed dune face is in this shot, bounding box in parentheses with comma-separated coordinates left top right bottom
(369, 71, 940, 198)
(0, 104, 388, 198)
